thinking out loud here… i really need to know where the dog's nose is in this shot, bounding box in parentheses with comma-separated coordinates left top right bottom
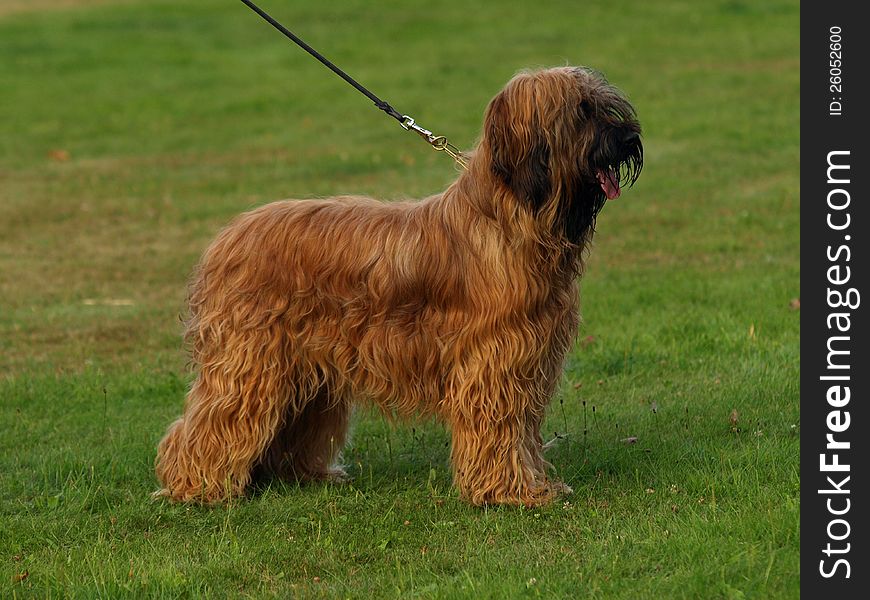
(622, 131, 640, 144)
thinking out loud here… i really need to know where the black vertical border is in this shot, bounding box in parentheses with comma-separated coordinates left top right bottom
(801, 2, 869, 596)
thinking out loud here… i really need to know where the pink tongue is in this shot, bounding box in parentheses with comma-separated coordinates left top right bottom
(597, 170, 621, 200)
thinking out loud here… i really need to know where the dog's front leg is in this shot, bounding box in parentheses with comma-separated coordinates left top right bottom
(446, 370, 566, 507)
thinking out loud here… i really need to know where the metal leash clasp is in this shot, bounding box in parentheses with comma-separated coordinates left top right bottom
(401, 115, 468, 169)
(429, 136, 469, 169)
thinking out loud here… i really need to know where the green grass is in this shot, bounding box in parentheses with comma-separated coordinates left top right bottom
(1, 0, 799, 597)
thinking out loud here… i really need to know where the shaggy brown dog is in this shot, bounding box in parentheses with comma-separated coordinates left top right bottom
(155, 66, 642, 506)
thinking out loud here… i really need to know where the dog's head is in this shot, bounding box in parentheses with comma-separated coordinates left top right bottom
(482, 66, 643, 244)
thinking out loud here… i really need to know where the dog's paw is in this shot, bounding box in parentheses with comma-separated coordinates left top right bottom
(513, 479, 573, 507)
(325, 467, 352, 484)
(305, 466, 351, 484)
(549, 480, 573, 496)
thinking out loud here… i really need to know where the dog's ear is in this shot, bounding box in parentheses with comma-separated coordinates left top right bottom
(484, 80, 551, 210)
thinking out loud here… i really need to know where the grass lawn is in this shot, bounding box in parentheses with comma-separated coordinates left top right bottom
(1, 0, 799, 597)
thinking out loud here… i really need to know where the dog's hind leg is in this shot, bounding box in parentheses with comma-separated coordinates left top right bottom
(155, 326, 290, 503)
(255, 387, 351, 484)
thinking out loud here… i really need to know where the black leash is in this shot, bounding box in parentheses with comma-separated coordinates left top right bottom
(237, 0, 468, 168)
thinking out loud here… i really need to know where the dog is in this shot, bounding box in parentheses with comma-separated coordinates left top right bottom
(155, 66, 642, 506)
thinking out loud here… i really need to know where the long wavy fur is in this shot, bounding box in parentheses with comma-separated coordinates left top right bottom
(155, 66, 642, 506)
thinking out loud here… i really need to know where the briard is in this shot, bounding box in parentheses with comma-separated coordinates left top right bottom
(155, 66, 642, 506)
